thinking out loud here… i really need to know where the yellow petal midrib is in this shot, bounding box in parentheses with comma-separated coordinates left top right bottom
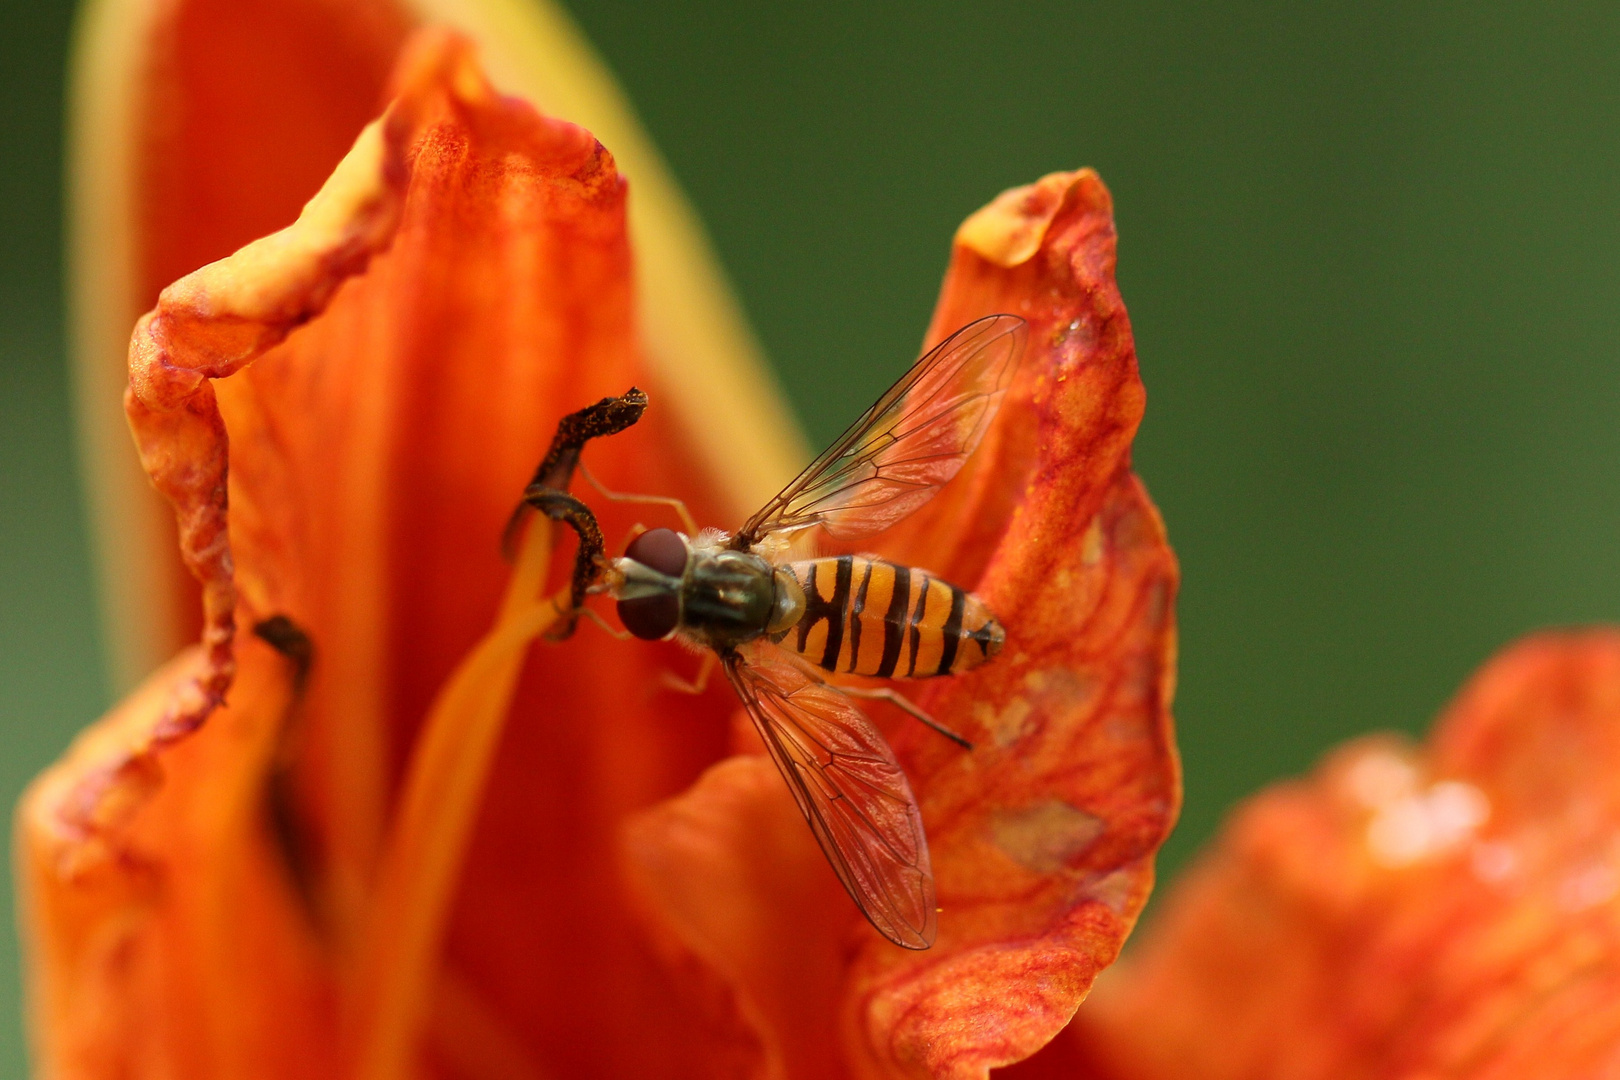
(403, 0, 810, 520)
(68, 0, 809, 697)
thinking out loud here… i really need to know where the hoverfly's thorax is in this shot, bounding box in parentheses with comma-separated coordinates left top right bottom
(681, 543, 777, 651)
(611, 529, 782, 649)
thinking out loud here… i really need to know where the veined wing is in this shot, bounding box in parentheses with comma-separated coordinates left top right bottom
(723, 645, 937, 949)
(736, 314, 1025, 546)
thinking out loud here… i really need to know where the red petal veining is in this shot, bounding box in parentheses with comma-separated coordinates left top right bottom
(1069, 630, 1620, 1079)
(623, 171, 1181, 1079)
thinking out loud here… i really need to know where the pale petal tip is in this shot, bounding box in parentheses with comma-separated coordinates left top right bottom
(955, 168, 1104, 268)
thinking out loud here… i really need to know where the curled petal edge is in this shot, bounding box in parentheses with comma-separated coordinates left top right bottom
(1071, 629, 1620, 1080)
(623, 169, 1180, 1080)
(71, 31, 478, 852)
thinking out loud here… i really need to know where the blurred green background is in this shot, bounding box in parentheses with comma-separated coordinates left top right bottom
(3, 0, 1619, 1070)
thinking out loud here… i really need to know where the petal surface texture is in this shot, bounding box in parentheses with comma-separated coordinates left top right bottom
(48, 9, 1182, 1076)
(69, 0, 798, 692)
(1067, 629, 1620, 1080)
(31, 31, 752, 1079)
(622, 170, 1182, 1079)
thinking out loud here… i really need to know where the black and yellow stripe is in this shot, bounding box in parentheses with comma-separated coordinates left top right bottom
(782, 556, 1003, 678)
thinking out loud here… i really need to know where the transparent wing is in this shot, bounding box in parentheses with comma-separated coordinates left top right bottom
(737, 314, 1026, 546)
(723, 646, 937, 949)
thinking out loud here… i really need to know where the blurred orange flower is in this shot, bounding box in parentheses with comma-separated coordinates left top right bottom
(1000, 631, 1620, 1079)
(22, 5, 1178, 1079)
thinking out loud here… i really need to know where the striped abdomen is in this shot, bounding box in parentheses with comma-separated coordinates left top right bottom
(778, 556, 1004, 678)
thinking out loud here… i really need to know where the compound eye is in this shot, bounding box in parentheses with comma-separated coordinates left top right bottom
(617, 594, 680, 640)
(624, 528, 688, 577)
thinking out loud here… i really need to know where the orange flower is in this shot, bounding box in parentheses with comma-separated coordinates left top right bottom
(25, 7, 1178, 1079)
(1002, 630, 1620, 1079)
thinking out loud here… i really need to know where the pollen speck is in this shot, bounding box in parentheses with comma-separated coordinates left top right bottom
(980, 697, 1034, 746)
(990, 799, 1106, 873)
(1081, 518, 1105, 566)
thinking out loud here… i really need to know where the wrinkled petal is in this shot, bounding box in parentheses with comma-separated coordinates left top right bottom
(69, 0, 414, 689)
(1068, 629, 1620, 1080)
(623, 756, 853, 1076)
(18, 637, 335, 1077)
(32, 31, 764, 1077)
(69, 0, 800, 691)
(623, 170, 1181, 1078)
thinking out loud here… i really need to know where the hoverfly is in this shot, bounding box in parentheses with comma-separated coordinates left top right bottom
(590, 314, 1025, 949)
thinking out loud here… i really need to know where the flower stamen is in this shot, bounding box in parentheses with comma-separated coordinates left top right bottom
(350, 516, 564, 1079)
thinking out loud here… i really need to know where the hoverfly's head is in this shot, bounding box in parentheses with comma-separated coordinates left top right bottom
(612, 527, 691, 640)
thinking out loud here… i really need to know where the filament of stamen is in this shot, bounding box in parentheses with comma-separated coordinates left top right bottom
(351, 517, 562, 1079)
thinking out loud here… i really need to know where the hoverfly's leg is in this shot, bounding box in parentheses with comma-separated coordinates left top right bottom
(520, 490, 606, 640)
(836, 685, 974, 751)
(660, 651, 717, 695)
(503, 387, 649, 560)
(576, 460, 700, 537)
(569, 605, 632, 641)
(773, 649, 977, 751)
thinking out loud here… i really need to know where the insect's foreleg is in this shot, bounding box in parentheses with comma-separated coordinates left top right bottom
(660, 651, 716, 695)
(566, 605, 632, 641)
(591, 521, 655, 561)
(837, 685, 974, 751)
(577, 461, 699, 537)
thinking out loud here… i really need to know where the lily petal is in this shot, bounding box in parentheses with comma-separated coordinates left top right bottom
(622, 170, 1181, 1079)
(19, 637, 336, 1077)
(69, 0, 800, 692)
(32, 32, 753, 1076)
(1070, 629, 1620, 1079)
